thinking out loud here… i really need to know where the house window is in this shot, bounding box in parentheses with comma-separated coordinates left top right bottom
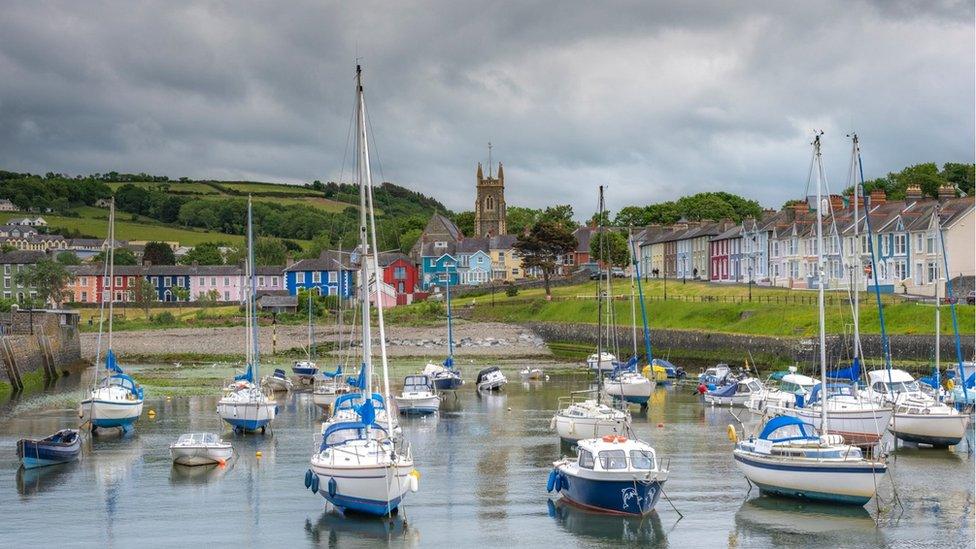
(164, 276, 172, 287)
(258, 276, 265, 286)
(394, 267, 406, 279)
(788, 261, 800, 278)
(880, 236, 890, 256)
(271, 276, 279, 287)
(297, 272, 305, 283)
(893, 234, 906, 255)
(894, 260, 908, 281)
(914, 263, 923, 285)
(224, 291, 230, 301)
(926, 234, 936, 254)
(115, 276, 122, 287)
(927, 262, 938, 283)
(772, 241, 779, 258)
(81, 291, 88, 302)
(788, 238, 797, 255)
(79, 276, 87, 286)
(915, 233, 923, 252)
(328, 271, 337, 283)
(199, 277, 205, 286)
(223, 277, 230, 286)
(151, 276, 158, 285)
(497, 252, 504, 261)
(312, 271, 321, 283)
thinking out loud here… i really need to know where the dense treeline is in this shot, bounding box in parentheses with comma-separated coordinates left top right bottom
(613, 192, 764, 226)
(850, 162, 974, 200)
(0, 172, 112, 212)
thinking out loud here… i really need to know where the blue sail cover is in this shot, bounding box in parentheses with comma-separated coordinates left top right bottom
(346, 364, 367, 389)
(758, 415, 819, 442)
(707, 382, 738, 398)
(918, 367, 940, 390)
(104, 349, 123, 374)
(321, 365, 343, 379)
(444, 356, 455, 369)
(357, 399, 376, 425)
(610, 356, 638, 379)
(827, 357, 860, 381)
(234, 364, 254, 383)
(651, 358, 677, 375)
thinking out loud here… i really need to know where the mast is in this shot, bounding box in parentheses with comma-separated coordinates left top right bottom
(107, 198, 115, 350)
(631, 235, 653, 363)
(812, 133, 829, 434)
(248, 196, 260, 383)
(596, 185, 605, 404)
(630, 259, 637, 359)
(307, 290, 313, 361)
(355, 65, 374, 404)
(358, 64, 396, 435)
(850, 136, 862, 364)
(935, 211, 941, 401)
(446, 267, 454, 365)
(937, 209, 970, 406)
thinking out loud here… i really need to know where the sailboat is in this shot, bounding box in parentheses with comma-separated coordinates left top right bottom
(216, 198, 278, 433)
(768, 134, 892, 447)
(313, 275, 351, 409)
(422, 266, 463, 390)
(605, 232, 655, 407)
(733, 133, 887, 506)
(306, 64, 417, 515)
(293, 290, 319, 384)
(552, 186, 631, 442)
(79, 199, 144, 433)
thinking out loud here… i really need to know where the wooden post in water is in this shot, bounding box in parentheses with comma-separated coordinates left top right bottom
(1, 337, 23, 391)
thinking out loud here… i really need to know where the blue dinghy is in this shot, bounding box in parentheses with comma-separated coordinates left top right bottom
(17, 429, 81, 469)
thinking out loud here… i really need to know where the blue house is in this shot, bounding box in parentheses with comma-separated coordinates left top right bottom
(420, 242, 459, 290)
(461, 249, 493, 285)
(145, 265, 191, 302)
(285, 251, 355, 298)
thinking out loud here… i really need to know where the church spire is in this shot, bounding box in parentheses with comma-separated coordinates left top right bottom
(497, 162, 503, 182)
(476, 162, 483, 182)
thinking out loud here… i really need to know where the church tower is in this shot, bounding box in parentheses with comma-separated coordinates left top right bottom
(474, 151, 506, 237)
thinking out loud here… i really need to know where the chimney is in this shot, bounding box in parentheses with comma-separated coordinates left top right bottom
(285, 258, 295, 268)
(791, 201, 809, 216)
(828, 194, 844, 213)
(869, 189, 886, 206)
(905, 184, 923, 201)
(847, 193, 864, 211)
(937, 184, 956, 200)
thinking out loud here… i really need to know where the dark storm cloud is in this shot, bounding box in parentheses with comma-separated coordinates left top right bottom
(0, 1, 972, 217)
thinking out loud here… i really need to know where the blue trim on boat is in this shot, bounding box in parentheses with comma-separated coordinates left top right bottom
(557, 471, 664, 516)
(222, 417, 271, 431)
(322, 491, 403, 516)
(400, 407, 438, 416)
(733, 453, 887, 475)
(752, 481, 872, 506)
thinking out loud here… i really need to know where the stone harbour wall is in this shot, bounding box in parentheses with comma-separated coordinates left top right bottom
(0, 310, 83, 389)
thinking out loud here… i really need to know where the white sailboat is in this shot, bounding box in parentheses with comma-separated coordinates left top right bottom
(733, 133, 887, 506)
(292, 290, 319, 383)
(217, 198, 278, 433)
(605, 237, 655, 407)
(553, 186, 631, 442)
(79, 199, 144, 433)
(306, 64, 417, 515)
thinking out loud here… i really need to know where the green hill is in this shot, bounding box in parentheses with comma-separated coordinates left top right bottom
(0, 171, 450, 253)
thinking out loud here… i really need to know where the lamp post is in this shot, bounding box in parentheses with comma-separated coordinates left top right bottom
(748, 265, 753, 302)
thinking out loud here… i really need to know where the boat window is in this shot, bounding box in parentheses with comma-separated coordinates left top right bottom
(884, 381, 919, 393)
(872, 382, 886, 394)
(598, 450, 628, 470)
(748, 381, 763, 392)
(630, 450, 656, 470)
(578, 449, 595, 469)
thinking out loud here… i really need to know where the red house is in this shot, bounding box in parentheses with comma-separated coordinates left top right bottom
(379, 252, 419, 306)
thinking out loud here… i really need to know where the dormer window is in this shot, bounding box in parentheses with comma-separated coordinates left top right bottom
(434, 241, 446, 249)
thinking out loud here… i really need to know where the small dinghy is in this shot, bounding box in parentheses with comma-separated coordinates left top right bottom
(17, 429, 81, 469)
(395, 375, 441, 415)
(262, 368, 294, 393)
(170, 433, 234, 466)
(476, 366, 508, 391)
(292, 360, 319, 384)
(519, 367, 546, 381)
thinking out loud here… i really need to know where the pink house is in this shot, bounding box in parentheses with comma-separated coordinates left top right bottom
(190, 265, 244, 302)
(66, 265, 101, 303)
(255, 266, 285, 294)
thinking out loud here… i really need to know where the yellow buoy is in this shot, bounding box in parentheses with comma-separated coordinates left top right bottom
(727, 424, 738, 443)
(147, 410, 156, 418)
(409, 469, 421, 480)
(256, 451, 263, 458)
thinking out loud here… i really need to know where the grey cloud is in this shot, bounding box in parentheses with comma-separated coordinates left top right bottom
(0, 1, 972, 218)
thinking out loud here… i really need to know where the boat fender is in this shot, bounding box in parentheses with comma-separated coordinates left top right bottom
(408, 473, 419, 493)
(602, 434, 615, 443)
(615, 436, 628, 443)
(310, 474, 320, 494)
(327, 477, 336, 498)
(549, 417, 556, 430)
(546, 469, 558, 492)
(305, 469, 313, 489)
(726, 424, 738, 443)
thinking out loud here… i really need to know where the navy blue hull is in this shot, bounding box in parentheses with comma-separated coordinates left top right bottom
(17, 432, 81, 470)
(432, 376, 462, 391)
(558, 472, 664, 516)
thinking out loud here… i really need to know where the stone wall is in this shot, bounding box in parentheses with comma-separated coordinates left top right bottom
(523, 321, 975, 364)
(0, 310, 82, 389)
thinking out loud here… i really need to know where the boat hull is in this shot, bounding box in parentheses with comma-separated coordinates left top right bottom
(264, 377, 292, 392)
(16, 433, 81, 470)
(432, 375, 463, 391)
(605, 379, 654, 405)
(553, 414, 628, 442)
(733, 451, 884, 506)
(217, 400, 277, 432)
(313, 390, 343, 410)
(311, 462, 415, 516)
(80, 399, 143, 429)
(171, 445, 234, 466)
(889, 413, 970, 447)
(554, 467, 664, 516)
(394, 395, 440, 415)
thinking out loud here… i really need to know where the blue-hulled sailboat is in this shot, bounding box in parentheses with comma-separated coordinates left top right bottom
(79, 199, 144, 433)
(423, 266, 463, 390)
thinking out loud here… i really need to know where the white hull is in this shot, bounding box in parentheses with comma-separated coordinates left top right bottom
(313, 390, 343, 409)
(263, 376, 293, 393)
(394, 394, 441, 414)
(217, 397, 277, 430)
(733, 450, 883, 504)
(171, 445, 234, 466)
(705, 393, 751, 407)
(587, 353, 616, 371)
(553, 414, 628, 442)
(776, 406, 892, 446)
(604, 377, 654, 404)
(889, 412, 971, 446)
(79, 398, 144, 426)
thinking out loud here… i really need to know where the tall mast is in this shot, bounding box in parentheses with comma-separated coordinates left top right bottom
(631, 234, 653, 363)
(935, 208, 941, 401)
(107, 198, 115, 350)
(446, 268, 454, 364)
(850, 136, 861, 363)
(813, 133, 829, 434)
(596, 185, 605, 404)
(248, 196, 260, 382)
(307, 290, 313, 361)
(630, 257, 637, 359)
(355, 65, 373, 402)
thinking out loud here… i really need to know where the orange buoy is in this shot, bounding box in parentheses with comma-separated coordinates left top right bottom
(615, 435, 628, 443)
(657, 422, 664, 428)
(602, 434, 615, 443)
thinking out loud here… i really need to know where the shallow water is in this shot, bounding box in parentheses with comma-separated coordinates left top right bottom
(1, 368, 973, 548)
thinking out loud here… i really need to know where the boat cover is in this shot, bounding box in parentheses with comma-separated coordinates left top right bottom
(827, 357, 860, 382)
(707, 383, 738, 398)
(758, 416, 819, 442)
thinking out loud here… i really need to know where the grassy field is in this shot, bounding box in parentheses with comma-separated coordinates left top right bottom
(105, 181, 220, 194)
(454, 280, 975, 337)
(215, 181, 321, 196)
(77, 305, 243, 332)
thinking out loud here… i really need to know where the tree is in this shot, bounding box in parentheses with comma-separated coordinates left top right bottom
(538, 205, 577, 229)
(143, 241, 176, 265)
(13, 259, 74, 307)
(56, 251, 81, 265)
(453, 211, 475, 237)
(132, 277, 158, 317)
(180, 241, 225, 265)
(513, 221, 578, 297)
(589, 230, 629, 267)
(93, 248, 137, 265)
(171, 286, 189, 315)
(506, 206, 541, 235)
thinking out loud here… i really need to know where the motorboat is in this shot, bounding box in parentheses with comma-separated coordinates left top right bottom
(548, 435, 668, 515)
(262, 368, 293, 393)
(651, 358, 685, 379)
(698, 363, 732, 388)
(705, 377, 764, 407)
(17, 429, 81, 469)
(768, 382, 893, 447)
(170, 433, 234, 466)
(292, 360, 319, 384)
(423, 359, 463, 391)
(79, 351, 144, 433)
(744, 368, 819, 414)
(864, 369, 970, 447)
(520, 367, 546, 381)
(551, 396, 631, 442)
(587, 352, 617, 372)
(732, 415, 886, 506)
(394, 375, 440, 415)
(476, 366, 508, 391)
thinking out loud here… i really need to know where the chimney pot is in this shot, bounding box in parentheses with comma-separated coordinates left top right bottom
(937, 184, 956, 200)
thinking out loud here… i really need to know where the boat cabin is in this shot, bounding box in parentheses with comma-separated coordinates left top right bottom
(778, 373, 819, 394)
(402, 375, 434, 394)
(174, 433, 223, 447)
(576, 437, 662, 473)
(100, 373, 144, 399)
(334, 392, 387, 412)
(476, 366, 502, 385)
(866, 369, 920, 396)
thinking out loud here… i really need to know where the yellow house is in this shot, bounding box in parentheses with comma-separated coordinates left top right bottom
(489, 235, 523, 282)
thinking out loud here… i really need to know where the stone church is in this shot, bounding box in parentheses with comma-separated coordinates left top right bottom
(474, 162, 506, 237)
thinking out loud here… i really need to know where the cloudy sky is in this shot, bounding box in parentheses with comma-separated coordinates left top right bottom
(1, 1, 973, 218)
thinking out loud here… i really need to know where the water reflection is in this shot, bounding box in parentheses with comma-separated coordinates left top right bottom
(304, 509, 418, 546)
(733, 496, 882, 544)
(169, 461, 235, 485)
(547, 498, 668, 545)
(16, 461, 80, 498)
